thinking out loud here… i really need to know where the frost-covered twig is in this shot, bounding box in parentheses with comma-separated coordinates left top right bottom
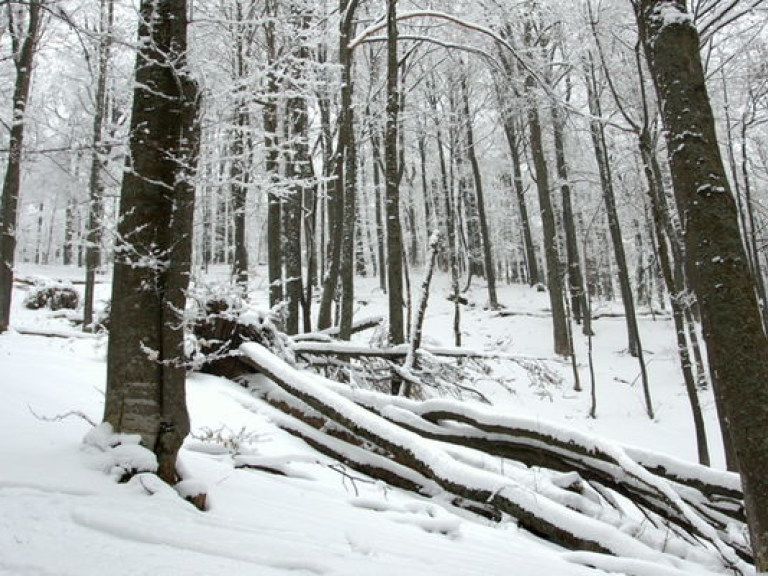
(28, 405, 97, 427)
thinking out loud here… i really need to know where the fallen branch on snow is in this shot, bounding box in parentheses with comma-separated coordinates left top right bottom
(239, 342, 752, 574)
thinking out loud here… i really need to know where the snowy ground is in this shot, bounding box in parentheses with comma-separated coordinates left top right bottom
(0, 264, 729, 575)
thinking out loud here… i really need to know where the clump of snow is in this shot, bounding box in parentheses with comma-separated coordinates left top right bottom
(429, 229, 442, 249)
(174, 478, 208, 500)
(82, 422, 158, 479)
(651, 2, 692, 27)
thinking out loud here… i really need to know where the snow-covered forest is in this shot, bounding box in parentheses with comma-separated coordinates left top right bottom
(2, 0, 768, 574)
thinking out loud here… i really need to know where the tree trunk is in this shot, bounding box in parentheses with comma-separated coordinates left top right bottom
(283, 7, 313, 335)
(435, 118, 461, 347)
(385, 0, 404, 346)
(231, 118, 250, 288)
(641, 139, 709, 465)
(586, 71, 642, 359)
(552, 103, 590, 334)
(371, 129, 388, 294)
(302, 162, 318, 333)
(502, 118, 540, 286)
(338, 0, 359, 340)
(525, 78, 569, 357)
(283, 95, 306, 335)
(0, 1, 43, 333)
(638, 1, 768, 567)
(318, 1, 358, 330)
(461, 79, 498, 310)
(104, 0, 199, 484)
(83, 0, 113, 331)
(740, 120, 768, 330)
(264, 5, 282, 308)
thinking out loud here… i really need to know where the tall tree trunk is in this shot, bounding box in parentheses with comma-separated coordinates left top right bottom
(303, 162, 318, 333)
(63, 198, 76, 266)
(740, 120, 768, 330)
(104, 0, 199, 484)
(586, 71, 653, 417)
(637, 1, 768, 566)
(83, 0, 113, 331)
(461, 78, 498, 310)
(230, 2, 251, 290)
(0, 1, 43, 333)
(283, 94, 306, 335)
(283, 7, 313, 335)
(338, 0, 359, 340)
(502, 118, 540, 286)
(641, 136, 709, 466)
(371, 130, 387, 293)
(264, 4, 282, 308)
(586, 73, 643, 359)
(34, 202, 44, 265)
(436, 120, 461, 347)
(385, 0, 404, 346)
(231, 118, 250, 288)
(318, 0, 358, 330)
(552, 103, 590, 334)
(525, 78, 569, 357)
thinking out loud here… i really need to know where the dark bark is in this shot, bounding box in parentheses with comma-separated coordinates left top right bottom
(502, 118, 540, 286)
(264, 4, 282, 308)
(61, 198, 74, 266)
(371, 129, 388, 293)
(461, 79, 498, 309)
(283, 7, 313, 335)
(552, 103, 590, 334)
(303, 162, 318, 333)
(525, 78, 569, 357)
(83, 0, 113, 331)
(317, 1, 359, 330)
(641, 149, 710, 466)
(585, 64, 653, 418)
(230, 118, 250, 288)
(640, 138, 709, 465)
(638, 1, 768, 567)
(385, 0, 404, 346)
(740, 120, 768, 330)
(435, 120, 461, 347)
(585, 71, 642, 359)
(104, 0, 199, 484)
(0, 1, 43, 333)
(229, 2, 252, 289)
(338, 0, 359, 340)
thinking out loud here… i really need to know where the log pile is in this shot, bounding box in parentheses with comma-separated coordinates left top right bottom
(238, 342, 752, 575)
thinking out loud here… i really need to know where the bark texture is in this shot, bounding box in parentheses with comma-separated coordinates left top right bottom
(104, 0, 199, 484)
(0, 1, 43, 333)
(525, 78, 569, 356)
(83, 0, 112, 331)
(385, 0, 405, 345)
(637, 0, 768, 568)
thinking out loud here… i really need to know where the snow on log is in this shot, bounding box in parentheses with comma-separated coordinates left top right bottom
(326, 385, 748, 560)
(300, 316, 384, 340)
(240, 342, 751, 574)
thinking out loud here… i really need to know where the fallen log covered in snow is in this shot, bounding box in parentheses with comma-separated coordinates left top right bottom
(239, 342, 752, 575)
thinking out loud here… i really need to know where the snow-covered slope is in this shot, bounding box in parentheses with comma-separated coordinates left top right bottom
(0, 265, 730, 575)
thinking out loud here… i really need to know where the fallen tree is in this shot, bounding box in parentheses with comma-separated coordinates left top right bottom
(239, 342, 752, 575)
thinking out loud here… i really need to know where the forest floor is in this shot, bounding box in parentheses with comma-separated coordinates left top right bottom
(0, 264, 729, 575)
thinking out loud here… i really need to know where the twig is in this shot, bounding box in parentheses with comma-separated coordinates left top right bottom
(28, 405, 97, 427)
